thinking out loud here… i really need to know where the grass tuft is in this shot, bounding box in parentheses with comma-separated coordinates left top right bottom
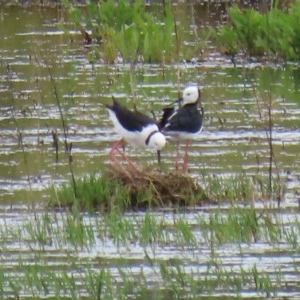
(49, 168, 287, 213)
(49, 169, 209, 212)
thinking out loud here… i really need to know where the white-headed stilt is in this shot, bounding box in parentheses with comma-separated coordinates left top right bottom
(159, 86, 203, 172)
(103, 96, 166, 174)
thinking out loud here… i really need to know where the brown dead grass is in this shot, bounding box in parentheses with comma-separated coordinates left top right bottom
(106, 166, 211, 209)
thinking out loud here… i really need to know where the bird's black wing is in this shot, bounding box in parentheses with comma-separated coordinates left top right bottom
(165, 104, 203, 133)
(111, 98, 155, 132)
(158, 106, 175, 130)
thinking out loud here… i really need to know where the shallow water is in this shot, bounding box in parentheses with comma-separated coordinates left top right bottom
(0, 4, 300, 299)
(1, 205, 300, 299)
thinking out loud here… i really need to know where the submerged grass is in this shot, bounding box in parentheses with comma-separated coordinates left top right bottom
(202, 172, 286, 204)
(0, 260, 281, 299)
(1, 204, 299, 299)
(202, 173, 254, 203)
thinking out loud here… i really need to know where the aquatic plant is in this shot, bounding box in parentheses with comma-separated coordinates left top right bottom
(202, 173, 255, 203)
(174, 216, 197, 248)
(196, 205, 288, 248)
(202, 168, 286, 205)
(214, 0, 300, 60)
(49, 172, 129, 212)
(158, 256, 280, 298)
(248, 74, 287, 205)
(1, 256, 282, 299)
(3, 62, 34, 199)
(61, 0, 188, 64)
(49, 169, 208, 212)
(85, 268, 113, 300)
(197, 207, 257, 245)
(24, 213, 53, 249)
(102, 210, 137, 247)
(1, 205, 298, 298)
(50, 166, 287, 213)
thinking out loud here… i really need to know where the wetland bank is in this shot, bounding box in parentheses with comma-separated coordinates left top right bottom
(1, 1, 300, 299)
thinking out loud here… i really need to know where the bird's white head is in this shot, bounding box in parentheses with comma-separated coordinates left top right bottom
(147, 131, 166, 150)
(182, 86, 201, 105)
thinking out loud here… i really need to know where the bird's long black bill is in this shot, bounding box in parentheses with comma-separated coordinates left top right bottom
(173, 97, 183, 104)
(157, 150, 162, 170)
(173, 97, 183, 108)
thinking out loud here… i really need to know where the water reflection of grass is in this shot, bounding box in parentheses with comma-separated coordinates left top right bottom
(1, 206, 299, 298)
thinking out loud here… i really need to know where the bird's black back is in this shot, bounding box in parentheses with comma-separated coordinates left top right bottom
(108, 98, 155, 131)
(164, 103, 204, 133)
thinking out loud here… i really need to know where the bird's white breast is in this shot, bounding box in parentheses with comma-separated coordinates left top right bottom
(108, 109, 159, 148)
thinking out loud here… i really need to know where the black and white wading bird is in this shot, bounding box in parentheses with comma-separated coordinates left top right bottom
(103, 96, 166, 174)
(159, 86, 203, 172)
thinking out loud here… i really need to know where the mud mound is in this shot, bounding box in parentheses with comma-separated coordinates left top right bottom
(107, 167, 210, 209)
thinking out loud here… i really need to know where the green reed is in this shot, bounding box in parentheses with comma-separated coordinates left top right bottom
(195, 206, 289, 248)
(0, 207, 294, 253)
(214, 1, 300, 60)
(252, 264, 277, 297)
(49, 172, 131, 212)
(49, 170, 285, 215)
(85, 268, 113, 300)
(284, 217, 300, 252)
(202, 172, 286, 204)
(202, 173, 254, 203)
(64, 213, 95, 249)
(24, 213, 54, 249)
(102, 210, 136, 247)
(139, 211, 160, 246)
(174, 216, 197, 248)
(0, 206, 298, 299)
(62, 0, 183, 64)
(157, 256, 280, 298)
(1, 206, 298, 254)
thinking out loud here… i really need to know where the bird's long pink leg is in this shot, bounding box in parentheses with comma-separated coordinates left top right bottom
(182, 140, 190, 173)
(109, 139, 140, 174)
(109, 139, 130, 176)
